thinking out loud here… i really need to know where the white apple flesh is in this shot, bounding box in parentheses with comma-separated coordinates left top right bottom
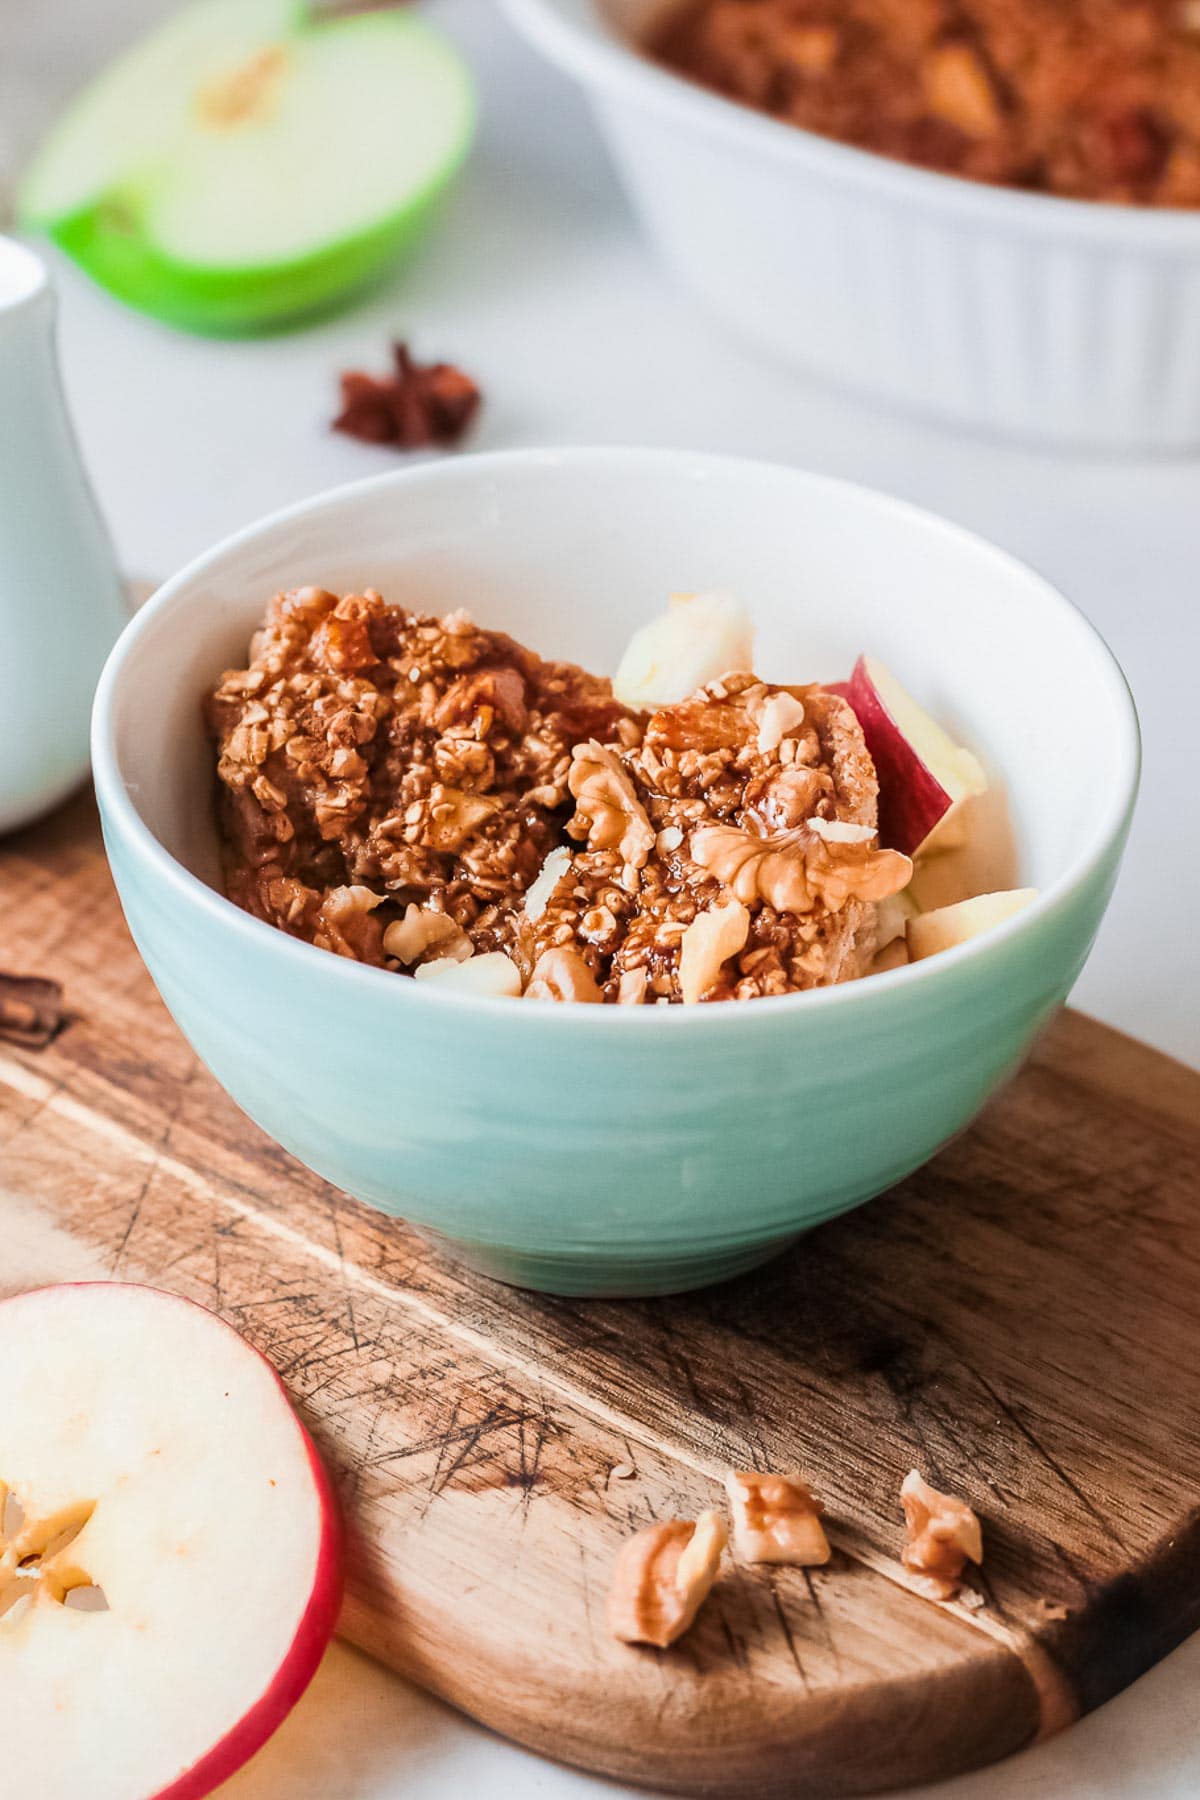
(870, 937, 911, 974)
(907, 889, 1038, 961)
(838, 657, 987, 857)
(875, 888, 919, 952)
(0, 1283, 341, 1800)
(613, 592, 754, 709)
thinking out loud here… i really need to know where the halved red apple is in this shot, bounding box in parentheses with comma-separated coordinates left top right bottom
(907, 888, 1038, 961)
(838, 657, 987, 857)
(0, 1282, 342, 1800)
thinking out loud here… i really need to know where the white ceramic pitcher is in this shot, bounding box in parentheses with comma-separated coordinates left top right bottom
(0, 237, 128, 834)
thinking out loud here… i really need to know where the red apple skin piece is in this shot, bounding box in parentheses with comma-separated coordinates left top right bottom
(2, 1282, 344, 1800)
(832, 659, 955, 856)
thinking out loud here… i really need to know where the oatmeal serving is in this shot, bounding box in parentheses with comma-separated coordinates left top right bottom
(651, 0, 1200, 206)
(207, 586, 1029, 1003)
(206, 585, 637, 968)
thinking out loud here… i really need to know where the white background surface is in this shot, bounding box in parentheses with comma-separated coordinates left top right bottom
(6, 0, 1200, 1794)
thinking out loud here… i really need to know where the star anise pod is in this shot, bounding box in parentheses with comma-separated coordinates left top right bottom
(332, 342, 481, 449)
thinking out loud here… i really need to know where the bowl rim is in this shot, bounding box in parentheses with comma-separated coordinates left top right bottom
(503, 0, 1200, 248)
(91, 445, 1141, 1033)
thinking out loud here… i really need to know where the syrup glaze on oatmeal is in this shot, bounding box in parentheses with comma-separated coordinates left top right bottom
(207, 591, 912, 1003)
(205, 587, 637, 967)
(524, 674, 910, 1002)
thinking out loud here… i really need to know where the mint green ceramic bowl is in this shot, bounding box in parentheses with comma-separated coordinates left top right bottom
(91, 450, 1139, 1295)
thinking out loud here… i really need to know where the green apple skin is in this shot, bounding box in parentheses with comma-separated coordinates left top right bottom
(19, 9, 475, 336)
(41, 166, 462, 337)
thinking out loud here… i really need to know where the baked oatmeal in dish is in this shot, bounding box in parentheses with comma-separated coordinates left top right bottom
(208, 586, 1027, 1003)
(651, 0, 1200, 206)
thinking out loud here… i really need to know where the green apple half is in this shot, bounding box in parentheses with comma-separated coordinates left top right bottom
(19, 0, 475, 334)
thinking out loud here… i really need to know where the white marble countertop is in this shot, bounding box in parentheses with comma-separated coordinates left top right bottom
(9, 0, 1200, 1793)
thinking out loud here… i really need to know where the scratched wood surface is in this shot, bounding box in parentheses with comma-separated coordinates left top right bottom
(3, 791, 1200, 1797)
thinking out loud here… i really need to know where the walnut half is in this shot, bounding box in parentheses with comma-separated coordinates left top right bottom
(382, 904, 472, 967)
(900, 1470, 983, 1601)
(568, 741, 656, 888)
(607, 1510, 728, 1647)
(524, 947, 603, 1003)
(724, 1471, 831, 1567)
(691, 821, 911, 915)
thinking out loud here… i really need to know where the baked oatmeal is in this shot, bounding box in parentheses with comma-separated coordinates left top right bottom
(209, 586, 1023, 1002)
(519, 673, 911, 1003)
(205, 586, 638, 967)
(651, 0, 1200, 205)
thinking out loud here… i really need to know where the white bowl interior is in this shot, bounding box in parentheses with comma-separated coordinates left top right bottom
(103, 452, 1134, 908)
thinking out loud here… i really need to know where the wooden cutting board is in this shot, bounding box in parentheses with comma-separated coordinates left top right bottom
(3, 791, 1200, 1798)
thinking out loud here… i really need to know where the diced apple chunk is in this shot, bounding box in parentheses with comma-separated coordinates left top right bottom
(413, 951, 523, 996)
(522, 846, 573, 924)
(907, 889, 1038, 961)
(875, 888, 919, 951)
(870, 937, 911, 974)
(613, 592, 754, 709)
(840, 657, 987, 856)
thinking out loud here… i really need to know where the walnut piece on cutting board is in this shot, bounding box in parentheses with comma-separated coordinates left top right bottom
(900, 1470, 983, 1600)
(607, 1510, 728, 1647)
(724, 1470, 832, 1566)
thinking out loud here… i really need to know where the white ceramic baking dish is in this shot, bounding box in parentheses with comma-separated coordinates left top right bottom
(505, 0, 1200, 449)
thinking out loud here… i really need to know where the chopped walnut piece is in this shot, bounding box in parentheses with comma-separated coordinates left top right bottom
(900, 1470, 983, 1600)
(0, 972, 67, 1050)
(755, 691, 806, 755)
(679, 898, 750, 1004)
(332, 342, 481, 449)
(423, 785, 504, 853)
(313, 886, 385, 962)
(724, 1471, 832, 1567)
(568, 741, 656, 885)
(524, 947, 603, 1004)
(434, 666, 528, 738)
(607, 1510, 728, 1648)
(383, 905, 472, 968)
